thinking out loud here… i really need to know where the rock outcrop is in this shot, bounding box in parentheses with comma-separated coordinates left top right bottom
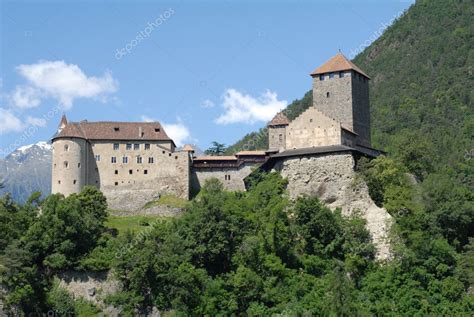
(272, 153, 392, 260)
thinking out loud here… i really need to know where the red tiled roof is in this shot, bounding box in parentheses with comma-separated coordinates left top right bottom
(193, 155, 237, 161)
(310, 52, 370, 78)
(268, 111, 290, 126)
(53, 120, 172, 142)
(182, 144, 195, 152)
(235, 150, 266, 156)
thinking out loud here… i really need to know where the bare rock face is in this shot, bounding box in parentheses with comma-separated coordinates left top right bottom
(272, 153, 392, 260)
(57, 271, 121, 310)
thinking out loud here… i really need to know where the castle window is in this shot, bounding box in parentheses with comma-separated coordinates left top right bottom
(155, 128, 160, 132)
(78, 163, 81, 168)
(73, 180, 77, 184)
(95, 155, 101, 161)
(114, 127, 120, 132)
(126, 144, 132, 150)
(339, 71, 344, 78)
(115, 170, 118, 174)
(113, 143, 119, 150)
(162, 150, 165, 154)
(279, 134, 283, 141)
(58, 180, 61, 184)
(319, 74, 324, 81)
(111, 156, 117, 163)
(134, 144, 140, 150)
(145, 144, 150, 150)
(310, 118, 313, 123)
(141, 132, 145, 137)
(64, 145, 69, 151)
(225, 175, 231, 181)
(64, 161, 69, 168)
(114, 182, 118, 186)
(129, 169, 133, 174)
(137, 156, 142, 164)
(123, 156, 128, 164)
(148, 157, 154, 163)
(54, 163, 56, 168)
(326, 92, 330, 98)
(329, 72, 334, 79)
(175, 156, 178, 159)
(144, 169, 148, 175)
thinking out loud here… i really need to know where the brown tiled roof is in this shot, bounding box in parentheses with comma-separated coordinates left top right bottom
(268, 111, 290, 126)
(193, 155, 237, 161)
(310, 52, 370, 78)
(53, 121, 172, 142)
(235, 150, 266, 156)
(182, 144, 195, 152)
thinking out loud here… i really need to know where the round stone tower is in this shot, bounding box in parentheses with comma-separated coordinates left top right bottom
(51, 115, 88, 196)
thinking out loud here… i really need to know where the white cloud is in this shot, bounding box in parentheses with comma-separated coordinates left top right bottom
(201, 99, 215, 108)
(26, 116, 47, 127)
(0, 108, 24, 134)
(162, 122, 191, 147)
(140, 115, 154, 122)
(140, 115, 191, 147)
(215, 89, 287, 125)
(11, 86, 42, 108)
(16, 60, 118, 109)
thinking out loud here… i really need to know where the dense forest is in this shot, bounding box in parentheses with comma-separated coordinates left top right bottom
(1, 0, 473, 315)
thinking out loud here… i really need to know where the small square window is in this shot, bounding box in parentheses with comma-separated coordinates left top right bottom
(319, 74, 324, 81)
(111, 157, 117, 163)
(126, 144, 132, 150)
(155, 128, 160, 132)
(113, 143, 119, 150)
(95, 155, 101, 161)
(144, 170, 148, 175)
(129, 169, 133, 174)
(134, 144, 140, 150)
(329, 73, 334, 79)
(73, 180, 77, 184)
(115, 170, 118, 175)
(114, 127, 120, 131)
(339, 71, 344, 78)
(78, 163, 81, 168)
(58, 180, 61, 184)
(326, 92, 330, 98)
(114, 182, 118, 186)
(145, 144, 150, 150)
(162, 150, 165, 154)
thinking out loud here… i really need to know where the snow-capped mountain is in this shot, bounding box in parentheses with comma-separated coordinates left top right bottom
(0, 141, 52, 203)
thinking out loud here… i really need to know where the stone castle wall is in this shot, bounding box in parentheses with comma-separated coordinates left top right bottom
(286, 107, 342, 149)
(351, 72, 371, 146)
(51, 138, 88, 196)
(191, 162, 255, 194)
(271, 152, 392, 260)
(268, 125, 287, 151)
(52, 139, 190, 210)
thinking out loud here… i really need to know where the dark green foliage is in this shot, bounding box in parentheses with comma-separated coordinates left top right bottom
(204, 141, 227, 155)
(0, 186, 109, 314)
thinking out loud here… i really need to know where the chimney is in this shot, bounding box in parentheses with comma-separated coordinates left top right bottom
(138, 126, 142, 138)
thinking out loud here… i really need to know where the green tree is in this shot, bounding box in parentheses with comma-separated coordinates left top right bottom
(204, 141, 227, 155)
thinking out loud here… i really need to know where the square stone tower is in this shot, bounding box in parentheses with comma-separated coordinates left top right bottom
(267, 111, 290, 152)
(310, 52, 371, 147)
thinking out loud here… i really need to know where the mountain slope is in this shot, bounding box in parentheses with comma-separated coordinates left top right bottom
(226, 0, 473, 179)
(0, 142, 52, 202)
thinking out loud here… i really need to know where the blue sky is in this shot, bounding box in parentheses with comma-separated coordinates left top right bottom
(0, 0, 413, 156)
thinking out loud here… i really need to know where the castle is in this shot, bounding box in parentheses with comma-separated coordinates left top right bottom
(51, 53, 382, 210)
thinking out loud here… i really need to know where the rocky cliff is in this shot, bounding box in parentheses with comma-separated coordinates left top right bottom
(272, 153, 392, 260)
